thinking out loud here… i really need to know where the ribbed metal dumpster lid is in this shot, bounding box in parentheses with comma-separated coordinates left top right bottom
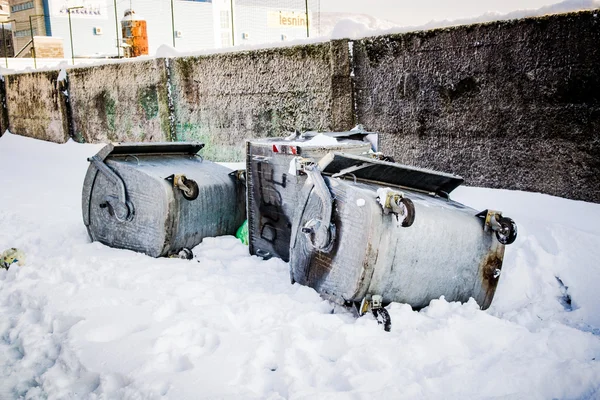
(95, 142, 204, 161)
(320, 152, 464, 196)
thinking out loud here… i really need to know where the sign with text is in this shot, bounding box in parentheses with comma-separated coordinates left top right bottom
(267, 11, 308, 28)
(49, 0, 108, 19)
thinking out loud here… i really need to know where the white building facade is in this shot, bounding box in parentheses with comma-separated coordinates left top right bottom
(34, 0, 316, 58)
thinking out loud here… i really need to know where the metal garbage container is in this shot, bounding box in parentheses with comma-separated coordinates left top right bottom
(246, 131, 373, 262)
(288, 151, 517, 319)
(82, 142, 246, 258)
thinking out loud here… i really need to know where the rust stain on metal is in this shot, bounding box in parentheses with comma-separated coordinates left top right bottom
(478, 244, 505, 310)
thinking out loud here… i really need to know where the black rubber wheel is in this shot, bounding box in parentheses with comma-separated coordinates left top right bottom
(400, 198, 415, 227)
(177, 248, 194, 260)
(495, 217, 518, 245)
(372, 308, 392, 332)
(181, 178, 199, 201)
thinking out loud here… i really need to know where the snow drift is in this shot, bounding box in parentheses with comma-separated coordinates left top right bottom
(0, 132, 599, 399)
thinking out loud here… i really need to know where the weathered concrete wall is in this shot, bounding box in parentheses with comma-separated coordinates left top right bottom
(5, 70, 69, 143)
(169, 41, 353, 161)
(0, 76, 9, 135)
(68, 59, 171, 143)
(353, 10, 600, 202)
(2, 10, 600, 202)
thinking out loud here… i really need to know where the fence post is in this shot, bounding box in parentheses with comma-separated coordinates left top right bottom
(305, 0, 309, 38)
(230, 0, 235, 46)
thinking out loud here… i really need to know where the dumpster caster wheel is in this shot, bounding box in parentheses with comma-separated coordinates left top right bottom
(495, 217, 517, 245)
(400, 198, 415, 228)
(167, 174, 199, 201)
(180, 178, 199, 201)
(177, 248, 194, 260)
(373, 308, 392, 332)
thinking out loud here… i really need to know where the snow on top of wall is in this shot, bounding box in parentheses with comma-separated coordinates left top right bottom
(413, 0, 600, 31)
(329, 0, 600, 40)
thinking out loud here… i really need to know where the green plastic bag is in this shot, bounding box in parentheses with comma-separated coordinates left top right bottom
(236, 220, 249, 245)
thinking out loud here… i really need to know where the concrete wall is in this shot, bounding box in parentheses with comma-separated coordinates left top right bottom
(169, 40, 353, 160)
(0, 75, 8, 134)
(4, 70, 68, 143)
(1, 10, 599, 202)
(352, 11, 600, 203)
(68, 59, 171, 143)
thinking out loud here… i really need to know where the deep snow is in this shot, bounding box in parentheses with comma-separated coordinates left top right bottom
(0, 132, 599, 399)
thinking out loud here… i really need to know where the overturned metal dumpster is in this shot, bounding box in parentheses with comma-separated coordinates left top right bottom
(289, 152, 517, 315)
(246, 131, 373, 261)
(82, 142, 246, 258)
(247, 133, 517, 329)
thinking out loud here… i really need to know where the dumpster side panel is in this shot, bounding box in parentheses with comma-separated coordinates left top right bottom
(168, 161, 246, 251)
(87, 155, 245, 258)
(290, 180, 379, 302)
(247, 143, 301, 262)
(367, 189, 504, 309)
(290, 179, 505, 309)
(88, 162, 171, 257)
(247, 139, 372, 262)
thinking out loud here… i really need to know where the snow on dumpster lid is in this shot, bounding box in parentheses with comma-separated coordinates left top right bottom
(320, 152, 464, 197)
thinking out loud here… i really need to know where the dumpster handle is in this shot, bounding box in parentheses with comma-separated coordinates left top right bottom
(88, 155, 134, 222)
(125, 155, 140, 165)
(302, 165, 335, 251)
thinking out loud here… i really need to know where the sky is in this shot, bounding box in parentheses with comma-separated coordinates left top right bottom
(320, 0, 567, 26)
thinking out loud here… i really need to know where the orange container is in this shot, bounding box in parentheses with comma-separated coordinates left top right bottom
(121, 10, 148, 57)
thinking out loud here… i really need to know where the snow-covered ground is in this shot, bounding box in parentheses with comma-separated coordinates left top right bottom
(1, 131, 599, 399)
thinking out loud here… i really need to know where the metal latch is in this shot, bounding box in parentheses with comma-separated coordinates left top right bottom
(292, 157, 316, 175)
(89, 155, 134, 222)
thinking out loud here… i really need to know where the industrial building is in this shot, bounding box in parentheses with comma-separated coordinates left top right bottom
(6, 0, 317, 59)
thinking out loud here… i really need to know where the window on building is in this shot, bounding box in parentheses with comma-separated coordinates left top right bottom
(220, 10, 229, 29)
(15, 28, 36, 38)
(221, 31, 231, 47)
(11, 1, 34, 13)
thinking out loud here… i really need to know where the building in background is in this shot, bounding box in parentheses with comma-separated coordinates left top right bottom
(0, 0, 14, 57)
(8, 0, 48, 56)
(6, 0, 318, 60)
(0, 0, 10, 22)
